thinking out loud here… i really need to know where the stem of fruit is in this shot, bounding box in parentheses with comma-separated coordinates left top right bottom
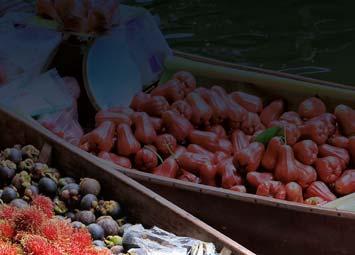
(165, 143, 176, 159)
(144, 146, 164, 164)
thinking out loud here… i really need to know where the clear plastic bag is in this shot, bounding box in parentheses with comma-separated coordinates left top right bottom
(37, 76, 83, 146)
(122, 225, 218, 255)
(38, 101, 84, 146)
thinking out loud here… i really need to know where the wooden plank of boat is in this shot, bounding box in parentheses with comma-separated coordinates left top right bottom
(0, 106, 253, 255)
(80, 51, 355, 255)
(103, 162, 355, 255)
(173, 50, 354, 91)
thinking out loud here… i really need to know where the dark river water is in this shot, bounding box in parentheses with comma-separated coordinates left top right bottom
(129, 0, 355, 86)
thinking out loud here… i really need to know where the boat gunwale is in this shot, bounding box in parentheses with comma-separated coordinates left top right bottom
(173, 50, 354, 91)
(101, 160, 355, 220)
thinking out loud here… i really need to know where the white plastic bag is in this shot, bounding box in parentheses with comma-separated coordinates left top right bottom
(0, 69, 72, 116)
(112, 5, 172, 86)
(0, 24, 61, 82)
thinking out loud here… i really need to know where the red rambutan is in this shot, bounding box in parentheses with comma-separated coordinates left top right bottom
(31, 196, 54, 218)
(66, 245, 112, 255)
(39, 222, 58, 241)
(63, 227, 114, 255)
(14, 207, 46, 233)
(0, 221, 15, 240)
(0, 206, 17, 221)
(70, 228, 93, 248)
(21, 234, 63, 255)
(0, 240, 21, 255)
(39, 218, 71, 243)
(0, 197, 112, 255)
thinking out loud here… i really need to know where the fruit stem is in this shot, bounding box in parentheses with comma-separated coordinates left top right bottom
(144, 146, 164, 164)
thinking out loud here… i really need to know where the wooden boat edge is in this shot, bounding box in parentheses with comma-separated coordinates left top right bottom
(173, 50, 354, 91)
(101, 160, 355, 220)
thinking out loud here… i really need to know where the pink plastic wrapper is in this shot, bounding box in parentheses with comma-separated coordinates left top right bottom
(54, 0, 87, 20)
(37, 76, 84, 146)
(88, 0, 119, 32)
(36, 0, 119, 33)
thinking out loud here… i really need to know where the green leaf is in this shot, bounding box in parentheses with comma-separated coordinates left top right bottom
(254, 126, 284, 145)
(158, 69, 175, 85)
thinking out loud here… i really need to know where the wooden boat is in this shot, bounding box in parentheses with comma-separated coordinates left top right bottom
(78, 50, 355, 255)
(42, 37, 355, 255)
(0, 106, 253, 255)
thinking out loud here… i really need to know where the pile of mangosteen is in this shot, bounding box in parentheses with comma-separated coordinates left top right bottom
(0, 144, 130, 253)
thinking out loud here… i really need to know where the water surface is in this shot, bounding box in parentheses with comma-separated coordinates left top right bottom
(129, 0, 355, 85)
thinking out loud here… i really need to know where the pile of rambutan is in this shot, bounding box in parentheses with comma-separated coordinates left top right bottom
(0, 195, 112, 255)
